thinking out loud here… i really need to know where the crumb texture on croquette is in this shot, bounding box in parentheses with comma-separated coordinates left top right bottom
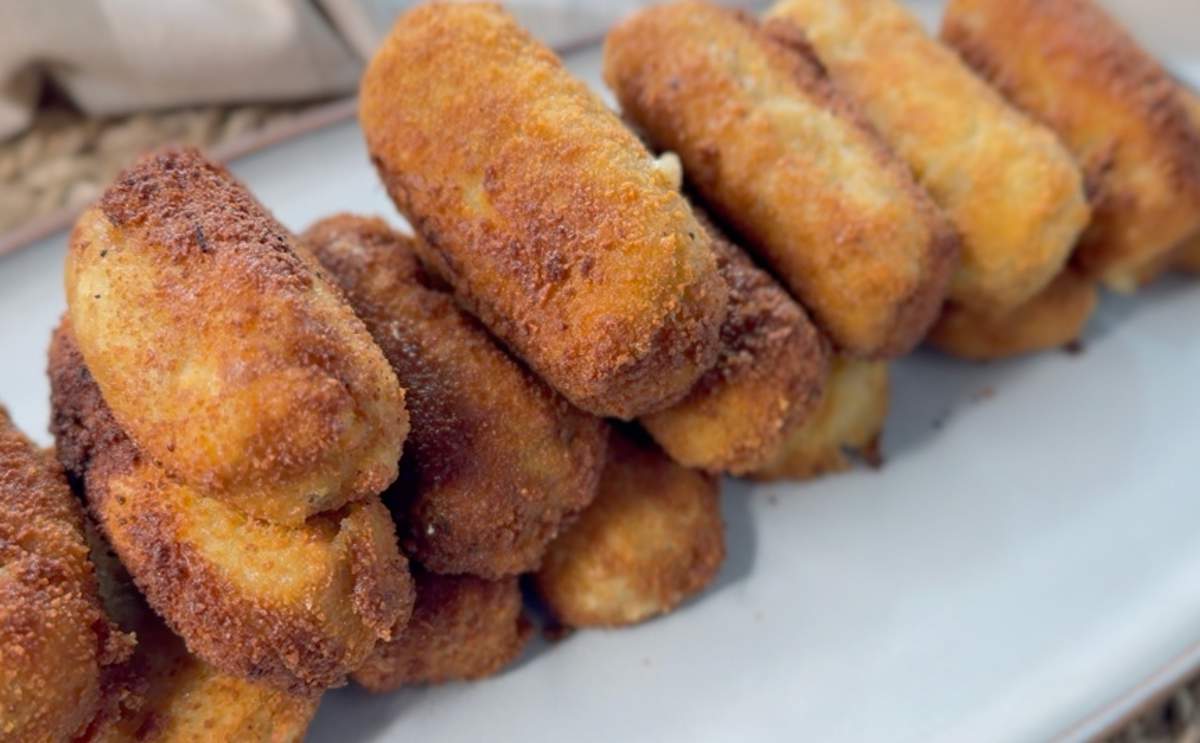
(1171, 87, 1200, 275)
(304, 214, 608, 578)
(535, 429, 725, 627)
(86, 530, 319, 743)
(941, 0, 1200, 290)
(48, 322, 414, 695)
(751, 357, 889, 481)
(604, 0, 957, 358)
(1175, 233, 1200, 274)
(91, 640, 318, 743)
(766, 0, 1089, 316)
(65, 146, 408, 525)
(354, 569, 530, 691)
(641, 209, 829, 474)
(0, 408, 133, 742)
(929, 270, 1098, 361)
(360, 3, 729, 418)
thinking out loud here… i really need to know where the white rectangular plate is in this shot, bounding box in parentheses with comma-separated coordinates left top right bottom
(1, 3, 1197, 740)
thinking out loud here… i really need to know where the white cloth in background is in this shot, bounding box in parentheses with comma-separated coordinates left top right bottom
(0, 1, 361, 139)
(0, 0, 670, 140)
(1, 0, 1182, 141)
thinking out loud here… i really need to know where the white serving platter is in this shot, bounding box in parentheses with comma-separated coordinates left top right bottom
(1, 3, 1198, 741)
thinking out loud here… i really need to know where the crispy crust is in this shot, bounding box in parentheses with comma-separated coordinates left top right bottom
(750, 356, 889, 481)
(359, 3, 728, 419)
(86, 528, 319, 743)
(603, 1, 958, 358)
(929, 270, 1098, 361)
(91, 626, 318, 743)
(1175, 233, 1200, 274)
(641, 208, 830, 474)
(535, 428, 724, 628)
(941, 0, 1200, 291)
(767, 0, 1089, 315)
(1173, 87, 1200, 275)
(353, 569, 530, 691)
(65, 147, 408, 525)
(49, 323, 414, 695)
(0, 408, 133, 741)
(303, 214, 608, 578)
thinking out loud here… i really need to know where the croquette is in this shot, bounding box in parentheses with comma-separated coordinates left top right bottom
(360, 3, 729, 419)
(604, 0, 958, 358)
(65, 147, 408, 525)
(536, 429, 724, 627)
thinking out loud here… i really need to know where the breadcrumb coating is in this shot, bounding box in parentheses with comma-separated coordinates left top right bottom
(929, 270, 1098, 361)
(1172, 87, 1200, 275)
(360, 3, 728, 418)
(604, 1, 957, 358)
(536, 429, 724, 627)
(65, 147, 408, 525)
(942, 0, 1200, 291)
(766, 0, 1090, 315)
(354, 568, 529, 691)
(1175, 233, 1200, 275)
(641, 208, 829, 474)
(0, 408, 132, 741)
(49, 323, 414, 695)
(85, 526, 320, 743)
(303, 214, 607, 578)
(750, 357, 889, 481)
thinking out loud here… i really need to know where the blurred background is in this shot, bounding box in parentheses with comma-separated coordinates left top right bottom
(0, 0, 1191, 248)
(0, 0, 687, 242)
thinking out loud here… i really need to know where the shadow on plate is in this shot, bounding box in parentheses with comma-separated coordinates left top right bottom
(1085, 273, 1194, 346)
(307, 482, 758, 743)
(709, 476, 757, 595)
(884, 348, 1017, 460)
(308, 683, 429, 743)
(887, 274, 1194, 460)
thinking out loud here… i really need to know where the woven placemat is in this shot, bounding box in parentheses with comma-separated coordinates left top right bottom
(0, 100, 334, 237)
(1, 104, 1195, 743)
(1105, 678, 1200, 743)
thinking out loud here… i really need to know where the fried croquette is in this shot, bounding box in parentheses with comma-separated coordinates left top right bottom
(359, 3, 728, 419)
(90, 611, 319, 743)
(535, 429, 724, 628)
(766, 0, 1090, 317)
(603, 1, 957, 359)
(941, 0, 1200, 292)
(86, 527, 320, 743)
(0, 408, 133, 742)
(1175, 233, 1200, 275)
(302, 214, 607, 578)
(353, 569, 530, 691)
(750, 357, 889, 481)
(1118, 80, 1200, 286)
(929, 270, 1098, 361)
(641, 209, 829, 475)
(49, 324, 415, 695)
(1173, 88, 1200, 275)
(65, 147, 408, 525)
